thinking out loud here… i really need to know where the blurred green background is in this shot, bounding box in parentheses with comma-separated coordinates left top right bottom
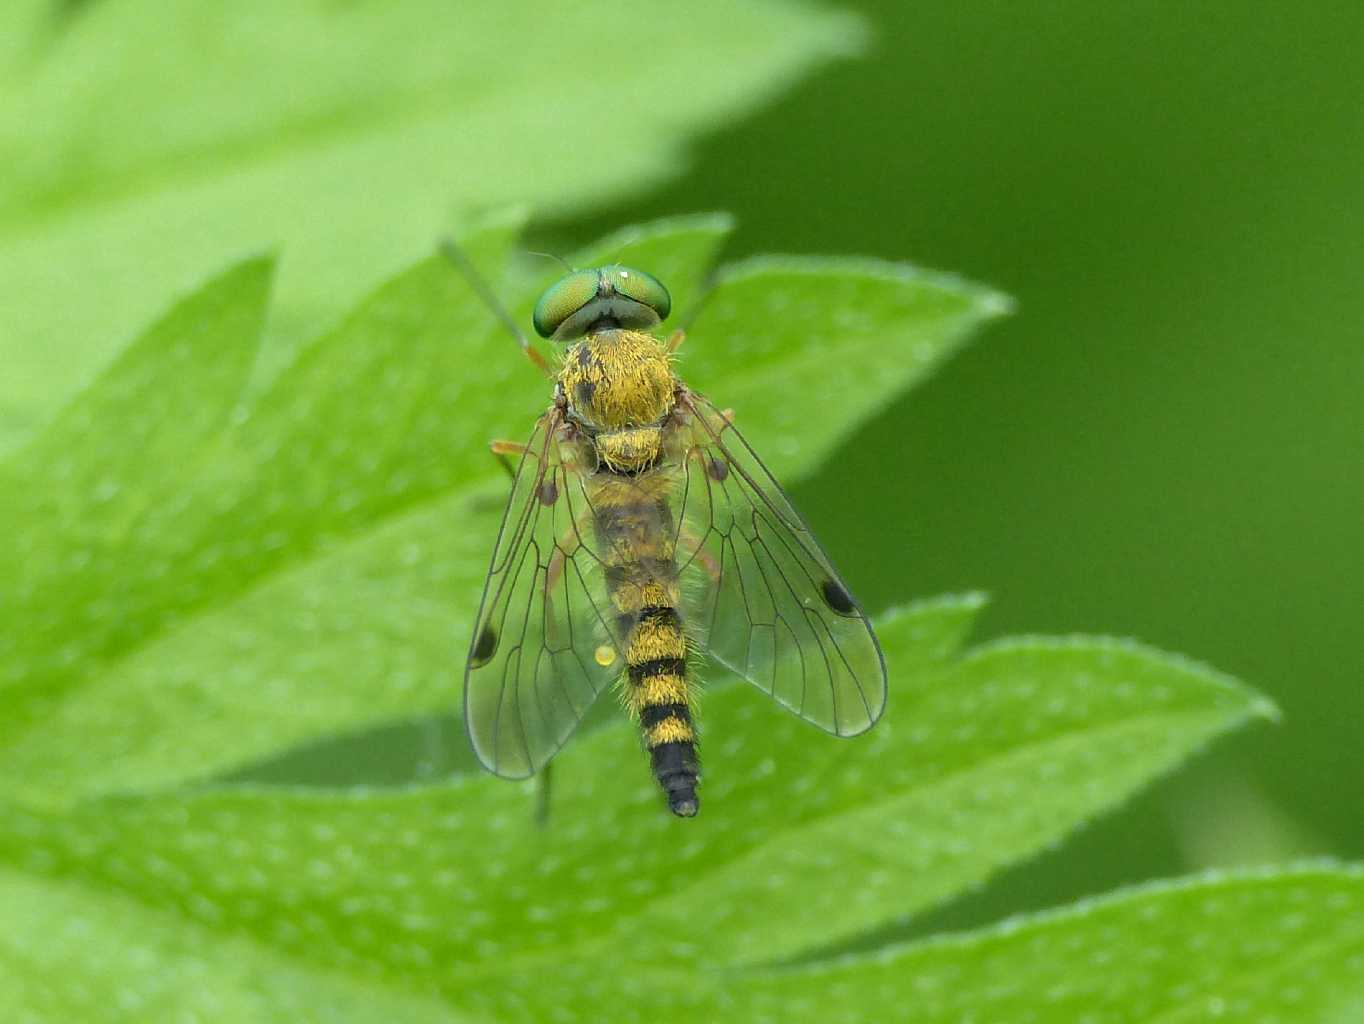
(541, 1, 1364, 925)
(6, 0, 1359, 944)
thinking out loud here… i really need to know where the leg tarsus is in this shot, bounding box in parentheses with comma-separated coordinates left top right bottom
(535, 761, 554, 827)
(677, 520, 722, 584)
(440, 237, 555, 379)
(523, 344, 554, 377)
(489, 439, 531, 479)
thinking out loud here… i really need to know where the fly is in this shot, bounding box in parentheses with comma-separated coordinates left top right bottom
(449, 244, 887, 817)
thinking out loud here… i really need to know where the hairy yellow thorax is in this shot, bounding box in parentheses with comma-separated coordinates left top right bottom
(560, 328, 675, 473)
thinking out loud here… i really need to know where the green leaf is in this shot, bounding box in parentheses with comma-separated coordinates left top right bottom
(684, 257, 1013, 479)
(0, 219, 1004, 805)
(730, 866, 1364, 1022)
(0, 256, 274, 737)
(0, 1, 48, 75)
(0, 603, 1274, 1020)
(0, 869, 462, 1023)
(591, 630, 1273, 968)
(0, 0, 863, 447)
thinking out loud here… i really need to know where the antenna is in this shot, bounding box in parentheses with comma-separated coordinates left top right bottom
(525, 250, 574, 273)
(605, 226, 643, 267)
(439, 238, 551, 376)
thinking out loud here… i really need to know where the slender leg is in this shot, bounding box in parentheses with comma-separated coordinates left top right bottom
(535, 761, 554, 828)
(545, 508, 592, 593)
(679, 526, 722, 584)
(489, 439, 531, 479)
(520, 340, 554, 377)
(675, 466, 723, 581)
(665, 329, 687, 354)
(440, 238, 554, 378)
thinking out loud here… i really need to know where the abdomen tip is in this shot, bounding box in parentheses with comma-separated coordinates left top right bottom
(668, 794, 699, 817)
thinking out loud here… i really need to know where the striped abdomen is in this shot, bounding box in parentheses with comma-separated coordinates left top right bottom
(628, 605, 698, 817)
(590, 471, 699, 817)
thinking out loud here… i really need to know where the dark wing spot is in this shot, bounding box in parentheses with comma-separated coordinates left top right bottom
(707, 456, 729, 481)
(538, 478, 559, 506)
(470, 626, 498, 667)
(821, 579, 857, 615)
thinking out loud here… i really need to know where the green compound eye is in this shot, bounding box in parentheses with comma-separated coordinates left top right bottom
(532, 269, 600, 340)
(605, 265, 671, 322)
(532, 265, 672, 340)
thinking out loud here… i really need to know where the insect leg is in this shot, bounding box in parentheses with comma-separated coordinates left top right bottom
(670, 449, 724, 583)
(535, 761, 554, 828)
(533, 502, 593, 829)
(440, 238, 554, 378)
(665, 328, 687, 354)
(489, 439, 532, 479)
(544, 506, 593, 593)
(680, 389, 734, 429)
(678, 525, 722, 583)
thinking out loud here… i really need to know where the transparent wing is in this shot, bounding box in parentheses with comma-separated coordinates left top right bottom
(673, 391, 887, 736)
(464, 410, 623, 778)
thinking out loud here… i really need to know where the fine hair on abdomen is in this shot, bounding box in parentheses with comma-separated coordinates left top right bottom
(590, 474, 700, 817)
